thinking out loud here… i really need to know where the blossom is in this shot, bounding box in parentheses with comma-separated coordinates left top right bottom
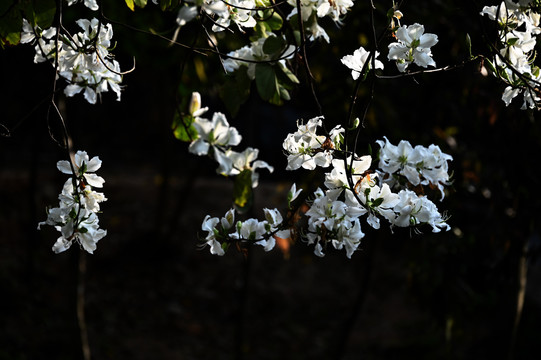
(210, 0, 257, 32)
(223, 34, 295, 78)
(189, 112, 242, 156)
(25, 17, 123, 104)
(376, 137, 424, 185)
(341, 46, 384, 80)
(316, 0, 355, 22)
(391, 190, 450, 233)
(304, 188, 365, 258)
(201, 215, 225, 256)
(189, 92, 209, 117)
(57, 150, 105, 187)
(376, 137, 453, 200)
(324, 155, 372, 191)
(480, 1, 541, 109)
(357, 182, 399, 229)
(288, 183, 303, 207)
(39, 150, 107, 254)
(176, 5, 199, 27)
(388, 23, 438, 72)
(224, 147, 274, 186)
(282, 117, 339, 170)
(67, 0, 99, 11)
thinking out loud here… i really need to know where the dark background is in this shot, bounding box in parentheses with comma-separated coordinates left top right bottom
(1, 1, 541, 359)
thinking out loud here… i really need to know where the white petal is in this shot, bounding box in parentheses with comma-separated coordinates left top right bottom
(57, 160, 74, 174)
(84, 173, 105, 187)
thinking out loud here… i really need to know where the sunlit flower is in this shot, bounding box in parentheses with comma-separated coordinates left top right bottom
(341, 46, 384, 80)
(388, 23, 438, 72)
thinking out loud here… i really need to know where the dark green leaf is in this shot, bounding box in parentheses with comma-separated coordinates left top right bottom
(159, 0, 174, 11)
(276, 62, 299, 86)
(32, 0, 56, 29)
(372, 197, 384, 208)
(134, 0, 148, 8)
(172, 113, 198, 142)
(255, 63, 277, 101)
(233, 169, 253, 214)
(278, 84, 290, 101)
(262, 35, 285, 56)
(220, 66, 252, 117)
(266, 12, 283, 31)
(0, 3, 22, 47)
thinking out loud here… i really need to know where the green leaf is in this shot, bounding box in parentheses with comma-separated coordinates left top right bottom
(266, 12, 283, 31)
(220, 66, 252, 117)
(276, 62, 299, 86)
(125, 0, 135, 11)
(484, 58, 496, 75)
(0, 3, 22, 47)
(278, 85, 290, 101)
(134, 0, 148, 8)
(251, 21, 271, 42)
(262, 35, 285, 56)
(256, 0, 271, 7)
(159, 0, 174, 10)
(371, 197, 384, 208)
(255, 63, 278, 101)
(172, 113, 198, 142)
(32, 0, 56, 29)
(233, 170, 253, 214)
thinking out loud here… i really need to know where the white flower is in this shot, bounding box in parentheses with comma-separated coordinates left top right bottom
(189, 112, 242, 156)
(223, 34, 295, 77)
(283, 116, 335, 170)
(40, 150, 107, 254)
(288, 183, 303, 206)
(225, 147, 274, 186)
(341, 46, 384, 80)
(189, 92, 208, 117)
(376, 137, 424, 186)
(57, 150, 105, 187)
(67, 0, 99, 11)
(176, 5, 199, 27)
(324, 155, 372, 190)
(232, 218, 267, 241)
(211, 0, 257, 32)
(388, 23, 438, 72)
(201, 215, 225, 256)
(392, 190, 450, 232)
(316, 0, 354, 22)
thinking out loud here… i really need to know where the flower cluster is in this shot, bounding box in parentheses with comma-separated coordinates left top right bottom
(223, 33, 296, 77)
(286, 0, 356, 42)
(38, 151, 107, 254)
(282, 116, 344, 170)
(387, 23, 438, 72)
(186, 92, 273, 185)
(481, 1, 541, 109)
(376, 136, 453, 200)
(20, 16, 123, 104)
(200, 201, 296, 255)
(282, 117, 451, 258)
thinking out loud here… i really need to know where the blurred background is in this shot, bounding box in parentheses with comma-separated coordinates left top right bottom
(1, 1, 541, 359)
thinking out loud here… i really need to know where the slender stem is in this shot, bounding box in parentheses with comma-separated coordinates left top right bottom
(295, 0, 323, 115)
